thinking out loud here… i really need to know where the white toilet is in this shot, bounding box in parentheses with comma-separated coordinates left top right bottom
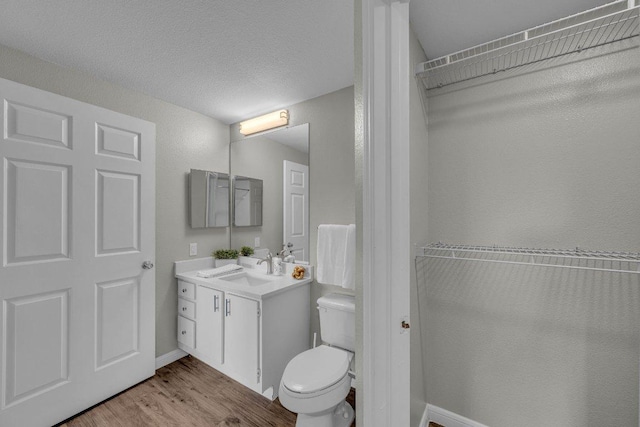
(279, 293, 355, 427)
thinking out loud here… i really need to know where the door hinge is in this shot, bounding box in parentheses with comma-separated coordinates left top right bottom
(257, 308, 261, 317)
(257, 368, 261, 381)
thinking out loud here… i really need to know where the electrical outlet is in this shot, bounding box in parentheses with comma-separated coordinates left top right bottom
(254, 237, 260, 247)
(189, 243, 197, 256)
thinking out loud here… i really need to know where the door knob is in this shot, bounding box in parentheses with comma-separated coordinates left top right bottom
(142, 261, 154, 270)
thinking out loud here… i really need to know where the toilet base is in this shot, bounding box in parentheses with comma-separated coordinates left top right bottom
(295, 401, 354, 427)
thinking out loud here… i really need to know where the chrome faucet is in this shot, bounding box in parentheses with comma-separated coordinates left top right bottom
(257, 252, 273, 275)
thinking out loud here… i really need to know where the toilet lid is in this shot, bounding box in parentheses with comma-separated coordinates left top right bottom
(282, 346, 350, 394)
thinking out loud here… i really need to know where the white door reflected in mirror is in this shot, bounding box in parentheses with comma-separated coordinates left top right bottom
(283, 160, 309, 262)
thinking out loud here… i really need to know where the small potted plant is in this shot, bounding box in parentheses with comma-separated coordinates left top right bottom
(240, 246, 254, 257)
(212, 249, 239, 267)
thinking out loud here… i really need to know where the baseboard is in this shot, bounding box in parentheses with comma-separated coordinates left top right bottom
(421, 404, 488, 427)
(155, 348, 188, 370)
(419, 403, 430, 427)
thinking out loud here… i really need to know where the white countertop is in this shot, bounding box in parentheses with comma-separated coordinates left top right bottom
(175, 257, 313, 300)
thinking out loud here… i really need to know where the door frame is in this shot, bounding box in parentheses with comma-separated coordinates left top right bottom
(359, 0, 411, 426)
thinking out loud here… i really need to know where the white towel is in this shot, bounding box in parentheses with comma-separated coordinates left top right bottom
(196, 264, 243, 278)
(342, 224, 355, 289)
(316, 224, 356, 289)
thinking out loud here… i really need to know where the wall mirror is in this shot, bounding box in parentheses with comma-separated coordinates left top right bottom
(232, 175, 263, 226)
(230, 123, 309, 261)
(189, 169, 230, 228)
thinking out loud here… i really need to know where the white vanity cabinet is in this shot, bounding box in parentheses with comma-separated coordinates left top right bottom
(174, 261, 312, 400)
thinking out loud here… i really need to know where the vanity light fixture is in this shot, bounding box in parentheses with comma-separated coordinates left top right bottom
(239, 109, 289, 136)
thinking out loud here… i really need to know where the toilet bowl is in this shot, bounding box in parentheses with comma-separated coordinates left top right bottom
(279, 345, 354, 427)
(279, 293, 356, 427)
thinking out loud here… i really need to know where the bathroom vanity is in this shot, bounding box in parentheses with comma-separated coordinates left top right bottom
(174, 257, 312, 400)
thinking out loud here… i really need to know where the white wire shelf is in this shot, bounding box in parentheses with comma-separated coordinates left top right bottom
(415, 0, 640, 91)
(417, 242, 640, 274)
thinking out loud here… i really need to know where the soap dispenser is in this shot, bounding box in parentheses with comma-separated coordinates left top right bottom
(273, 248, 286, 276)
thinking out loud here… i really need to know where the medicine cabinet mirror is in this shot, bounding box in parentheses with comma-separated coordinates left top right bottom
(189, 169, 230, 228)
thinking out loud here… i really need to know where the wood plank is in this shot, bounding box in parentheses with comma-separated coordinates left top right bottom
(58, 356, 356, 427)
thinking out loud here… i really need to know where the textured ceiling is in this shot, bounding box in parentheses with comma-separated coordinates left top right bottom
(410, 0, 615, 60)
(0, 0, 353, 124)
(0, 1, 619, 124)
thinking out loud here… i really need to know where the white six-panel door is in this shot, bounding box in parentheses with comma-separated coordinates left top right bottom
(0, 78, 155, 427)
(283, 160, 309, 262)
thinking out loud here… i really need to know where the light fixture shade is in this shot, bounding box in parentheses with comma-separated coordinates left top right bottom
(239, 110, 289, 136)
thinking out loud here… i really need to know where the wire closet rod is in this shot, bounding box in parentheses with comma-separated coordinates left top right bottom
(415, 0, 640, 90)
(417, 242, 640, 274)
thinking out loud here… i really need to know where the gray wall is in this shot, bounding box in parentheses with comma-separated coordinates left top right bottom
(230, 134, 308, 253)
(421, 43, 640, 425)
(231, 86, 356, 344)
(0, 43, 230, 358)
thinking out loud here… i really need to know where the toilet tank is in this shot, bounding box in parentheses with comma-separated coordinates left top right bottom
(317, 293, 355, 352)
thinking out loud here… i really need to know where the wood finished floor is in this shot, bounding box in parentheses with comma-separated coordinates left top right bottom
(59, 355, 356, 427)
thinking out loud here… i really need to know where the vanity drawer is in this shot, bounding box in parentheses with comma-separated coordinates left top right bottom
(178, 315, 195, 348)
(178, 297, 196, 320)
(178, 280, 196, 300)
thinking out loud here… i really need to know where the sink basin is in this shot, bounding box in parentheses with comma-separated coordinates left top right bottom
(218, 271, 274, 287)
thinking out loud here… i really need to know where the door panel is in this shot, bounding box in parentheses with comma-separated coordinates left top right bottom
(96, 123, 140, 160)
(4, 290, 69, 407)
(96, 170, 140, 255)
(5, 101, 72, 149)
(0, 77, 155, 427)
(95, 277, 139, 369)
(5, 160, 70, 264)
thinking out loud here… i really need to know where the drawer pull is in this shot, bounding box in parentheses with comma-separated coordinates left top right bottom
(182, 307, 187, 311)
(182, 288, 187, 293)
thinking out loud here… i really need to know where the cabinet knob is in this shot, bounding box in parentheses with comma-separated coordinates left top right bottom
(182, 288, 187, 293)
(142, 261, 154, 270)
(182, 307, 187, 311)
(181, 330, 187, 335)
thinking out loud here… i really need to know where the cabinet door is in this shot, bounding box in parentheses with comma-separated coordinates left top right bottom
(196, 286, 224, 365)
(224, 294, 260, 385)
